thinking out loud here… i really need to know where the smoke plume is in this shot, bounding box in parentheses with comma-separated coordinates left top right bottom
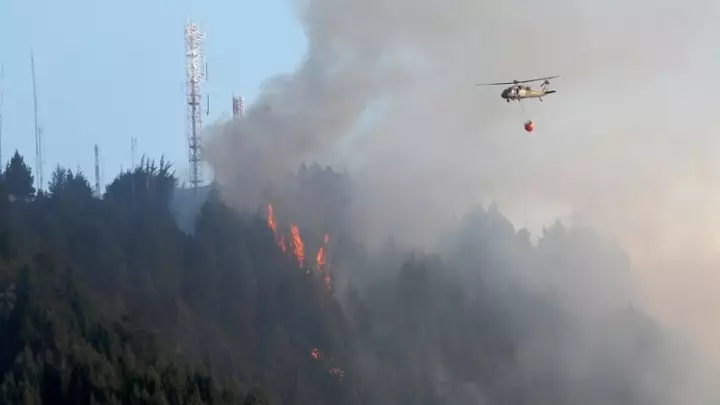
(204, 0, 720, 390)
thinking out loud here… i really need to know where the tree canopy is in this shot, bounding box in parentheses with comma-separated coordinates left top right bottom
(5, 151, 35, 201)
(0, 149, 705, 405)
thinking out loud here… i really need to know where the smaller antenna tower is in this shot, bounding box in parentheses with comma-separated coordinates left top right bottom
(31, 52, 44, 192)
(232, 95, 244, 119)
(94, 145, 101, 196)
(184, 19, 206, 193)
(131, 137, 137, 168)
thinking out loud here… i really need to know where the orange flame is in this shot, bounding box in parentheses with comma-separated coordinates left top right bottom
(316, 233, 332, 291)
(316, 247, 325, 272)
(290, 224, 304, 267)
(267, 204, 277, 235)
(267, 203, 288, 252)
(317, 233, 332, 291)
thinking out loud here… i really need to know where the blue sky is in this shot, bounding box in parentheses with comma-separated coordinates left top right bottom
(0, 0, 307, 189)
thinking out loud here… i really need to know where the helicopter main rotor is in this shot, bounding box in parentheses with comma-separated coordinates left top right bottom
(474, 75, 558, 87)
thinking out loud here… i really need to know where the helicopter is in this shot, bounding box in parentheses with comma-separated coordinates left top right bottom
(475, 76, 559, 103)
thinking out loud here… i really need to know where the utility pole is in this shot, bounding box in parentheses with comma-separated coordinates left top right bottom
(94, 144, 101, 196)
(31, 51, 44, 192)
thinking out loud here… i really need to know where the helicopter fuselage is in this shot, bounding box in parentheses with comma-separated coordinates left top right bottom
(501, 86, 556, 102)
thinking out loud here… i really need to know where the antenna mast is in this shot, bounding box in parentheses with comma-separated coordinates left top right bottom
(131, 136, 137, 168)
(232, 95, 244, 119)
(94, 144, 101, 196)
(31, 52, 44, 192)
(185, 20, 206, 193)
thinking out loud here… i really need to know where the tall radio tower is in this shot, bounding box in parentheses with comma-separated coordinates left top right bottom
(232, 95, 244, 119)
(185, 20, 206, 192)
(31, 52, 44, 192)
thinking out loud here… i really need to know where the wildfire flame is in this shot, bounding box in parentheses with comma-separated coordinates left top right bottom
(267, 203, 331, 288)
(316, 247, 325, 272)
(290, 224, 304, 267)
(316, 233, 332, 291)
(267, 204, 287, 252)
(267, 204, 344, 382)
(267, 204, 277, 234)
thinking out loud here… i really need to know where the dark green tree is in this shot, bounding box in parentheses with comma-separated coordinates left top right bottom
(48, 165, 94, 207)
(4, 151, 35, 200)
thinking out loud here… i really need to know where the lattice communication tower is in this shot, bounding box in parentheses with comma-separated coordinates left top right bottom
(185, 20, 206, 192)
(232, 95, 244, 119)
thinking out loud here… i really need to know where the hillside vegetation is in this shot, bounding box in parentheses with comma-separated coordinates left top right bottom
(0, 150, 694, 404)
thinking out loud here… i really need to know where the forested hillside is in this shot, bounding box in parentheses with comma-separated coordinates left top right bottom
(0, 150, 704, 404)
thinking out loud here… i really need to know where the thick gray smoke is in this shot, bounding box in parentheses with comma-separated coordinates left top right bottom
(206, 0, 719, 245)
(204, 0, 720, 396)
